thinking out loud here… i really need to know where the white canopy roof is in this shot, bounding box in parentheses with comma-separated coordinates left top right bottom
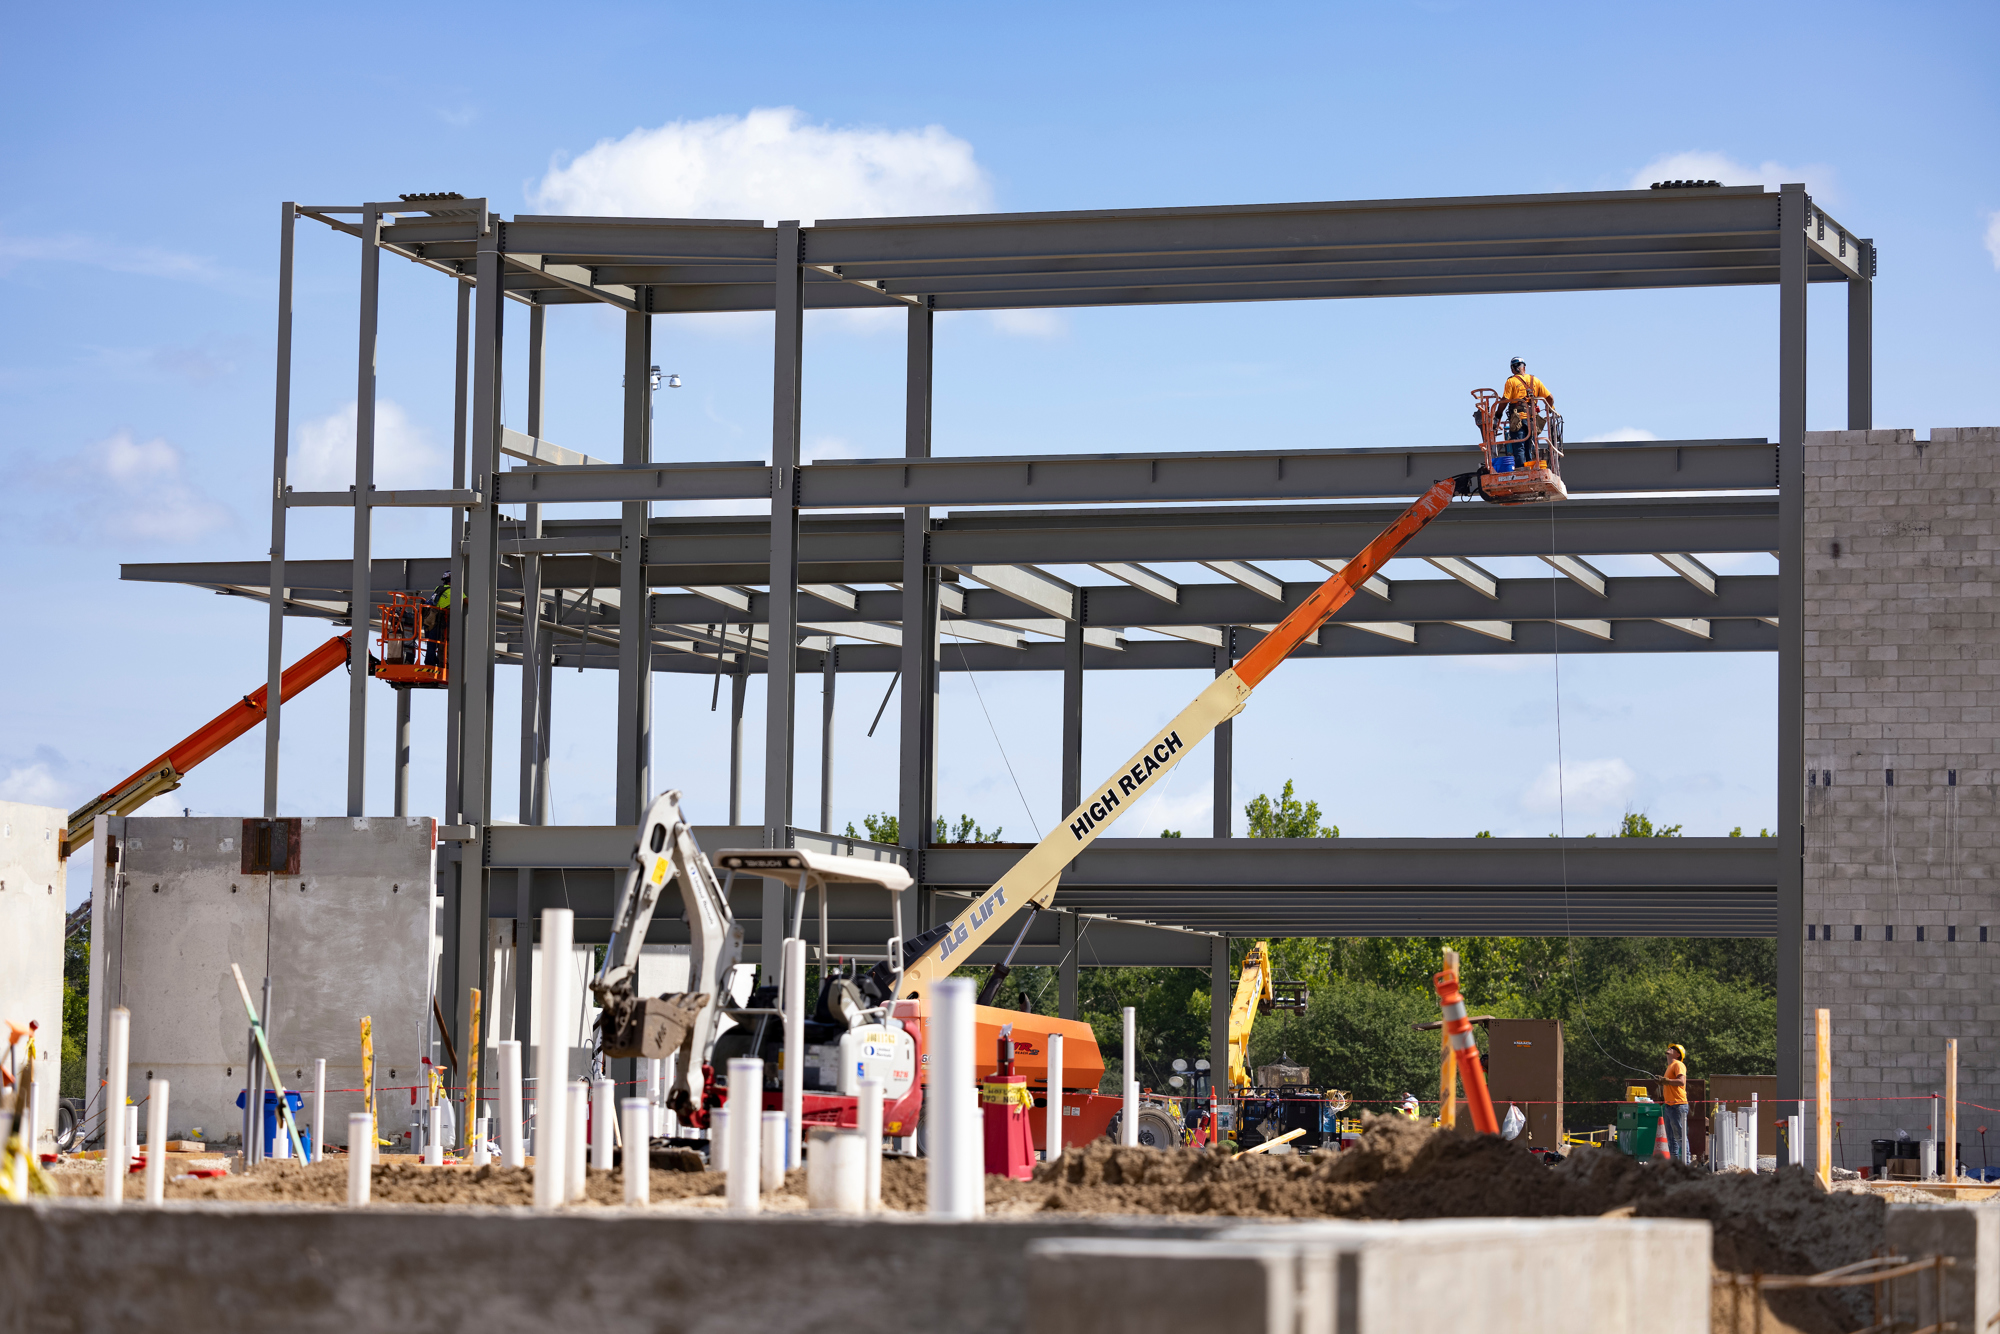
(710, 848, 913, 894)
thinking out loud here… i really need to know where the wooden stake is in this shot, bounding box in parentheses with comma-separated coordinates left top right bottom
(464, 988, 482, 1151)
(1438, 1026, 1457, 1129)
(1946, 1038, 1958, 1184)
(1815, 1008, 1832, 1188)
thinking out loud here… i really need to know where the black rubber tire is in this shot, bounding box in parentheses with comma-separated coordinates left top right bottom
(54, 1099, 82, 1152)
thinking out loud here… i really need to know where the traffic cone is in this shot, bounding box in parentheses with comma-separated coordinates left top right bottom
(1653, 1118, 1672, 1162)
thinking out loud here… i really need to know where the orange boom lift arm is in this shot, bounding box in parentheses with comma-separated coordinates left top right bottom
(61, 632, 354, 858)
(898, 471, 1482, 1002)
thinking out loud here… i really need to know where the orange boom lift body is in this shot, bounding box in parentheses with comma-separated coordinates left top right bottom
(62, 632, 353, 858)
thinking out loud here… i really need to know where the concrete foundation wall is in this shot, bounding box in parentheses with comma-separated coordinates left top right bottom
(1803, 427, 2000, 1157)
(83, 815, 436, 1149)
(0, 1203, 1710, 1334)
(0, 800, 64, 1149)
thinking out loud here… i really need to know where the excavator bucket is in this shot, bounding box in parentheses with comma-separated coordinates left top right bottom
(598, 991, 709, 1060)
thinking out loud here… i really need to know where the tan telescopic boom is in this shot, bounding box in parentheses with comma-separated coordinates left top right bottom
(898, 475, 1468, 1005)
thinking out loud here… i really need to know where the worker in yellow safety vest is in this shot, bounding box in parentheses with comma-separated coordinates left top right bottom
(1397, 1093, 1421, 1121)
(1498, 357, 1553, 467)
(425, 573, 452, 666)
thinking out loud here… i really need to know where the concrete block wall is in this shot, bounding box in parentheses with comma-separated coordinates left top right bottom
(1804, 427, 2000, 1159)
(0, 800, 64, 1149)
(84, 815, 436, 1151)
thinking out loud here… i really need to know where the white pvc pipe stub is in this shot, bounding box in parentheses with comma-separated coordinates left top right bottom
(725, 1059, 763, 1212)
(347, 1113, 372, 1206)
(622, 1098, 650, 1205)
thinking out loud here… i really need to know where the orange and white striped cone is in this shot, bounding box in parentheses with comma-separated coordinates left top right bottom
(1653, 1116, 1672, 1162)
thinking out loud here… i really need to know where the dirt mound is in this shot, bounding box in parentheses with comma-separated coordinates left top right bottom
(1029, 1116, 1885, 1334)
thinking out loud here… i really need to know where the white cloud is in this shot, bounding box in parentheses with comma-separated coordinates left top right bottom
(1628, 151, 1837, 200)
(1521, 757, 1637, 817)
(0, 231, 223, 283)
(16, 430, 232, 544)
(0, 761, 68, 806)
(292, 399, 446, 490)
(533, 106, 993, 225)
(1580, 427, 1659, 442)
(987, 309, 1068, 339)
(1985, 213, 2000, 271)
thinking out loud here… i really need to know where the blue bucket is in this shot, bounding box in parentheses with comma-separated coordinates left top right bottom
(1491, 454, 1517, 473)
(235, 1088, 309, 1158)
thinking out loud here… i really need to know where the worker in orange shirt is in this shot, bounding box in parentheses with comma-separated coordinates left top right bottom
(1499, 358, 1553, 468)
(1661, 1043, 1690, 1163)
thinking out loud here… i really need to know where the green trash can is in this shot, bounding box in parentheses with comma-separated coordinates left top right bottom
(1617, 1103, 1665, 1158)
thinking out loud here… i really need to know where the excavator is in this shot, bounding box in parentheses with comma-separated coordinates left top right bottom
(592, 385, 1564, 1154)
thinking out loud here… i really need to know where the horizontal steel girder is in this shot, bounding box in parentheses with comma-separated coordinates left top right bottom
(123, 496, 1778, 598)
(478, 827, 1776, 940)
(375, 187, 1858, 314)
(920, 837, 1777, 891)
(491, 438, 1776, 507)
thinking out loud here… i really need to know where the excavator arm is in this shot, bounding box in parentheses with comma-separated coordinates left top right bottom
(1226, 941, 1275, 1092)
(61, 632, 354, 858)
(897, 471, 1482, 1005)
(591, 789, 742, 1121)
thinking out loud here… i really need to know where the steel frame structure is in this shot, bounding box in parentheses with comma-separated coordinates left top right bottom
(134, 184, 1871, 1104)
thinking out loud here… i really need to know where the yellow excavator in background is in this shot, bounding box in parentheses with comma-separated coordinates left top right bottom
(1226, 941, 1306, 1093)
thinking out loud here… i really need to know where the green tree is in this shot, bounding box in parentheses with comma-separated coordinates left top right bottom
(846, 813, 899, 844)
(1244, 780, 1338, 838)
(844, 812, 1005, 844)
(1160, 829, 1182, 838)
(62, 913, 89, 1097)
(1617, 810, 1683, 838)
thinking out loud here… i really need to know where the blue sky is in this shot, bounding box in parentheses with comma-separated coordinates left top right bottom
(3, 1, 1995, 905)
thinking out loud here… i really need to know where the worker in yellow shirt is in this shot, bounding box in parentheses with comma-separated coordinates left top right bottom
(1499, 358, 1553, 468)
(1661, 1043, 1689, 1163)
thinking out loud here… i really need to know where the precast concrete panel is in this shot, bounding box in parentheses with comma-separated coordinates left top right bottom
(85, 815, 435, 1150)
(0, 800, 64, 1150)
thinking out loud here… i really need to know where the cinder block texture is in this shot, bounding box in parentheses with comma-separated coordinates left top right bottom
(83, 815, 435, 1149)
(1231, 1219, 1710, 1334)
(1803, 428, 2000, 1155)
(0, 800, 64, 1149)
(1885, 1204, 2000, 1334)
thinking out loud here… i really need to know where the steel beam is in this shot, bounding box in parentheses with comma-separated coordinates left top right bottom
(765, 223, 804, 854)
(490, 438, 1775, 509)
(451, 217, 507, 1090)
(346, 205, 380, 817)
(1210, 934, 1229, 1119)
(615, 312, 652, 824)
(1213, 632, 1235, 838)
(520, 304, 547, 828)
(263, 203, 294, 820)
(1848, 240, 1873, 430)
(1776, 184, 1809, 1106)
(1061, 620, 1083, 814)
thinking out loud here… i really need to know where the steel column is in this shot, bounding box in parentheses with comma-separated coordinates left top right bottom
(443, 282, 471, 824)
(1061, 620, 1083, 813)
(1848, 242, 1873, 430)
(616, 312, 653, 824)
(346, 205, 381, 816)
(1210, 934, 1230, 1125)
(535, 596, 554, 825)
(1776, 183, 1809, 1105)
(520, 303, 547, 825)
(1058, 910, 1078, 1020)
(898, 306, 937, 930)
(393, 687, 410, 817)
(452, 221, 507, 1067)
(262, 202, 295, 819)
(728, 668, 747, 825)
(1212, 631, 1235, 837)
(765, 223, 805, 855)
(819, 639, 836, 833)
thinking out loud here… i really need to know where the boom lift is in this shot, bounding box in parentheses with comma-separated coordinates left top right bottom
(593, 399, 1557, 1151)
(61, 632, 354, 858)
(893, 422, 1566, 1010)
